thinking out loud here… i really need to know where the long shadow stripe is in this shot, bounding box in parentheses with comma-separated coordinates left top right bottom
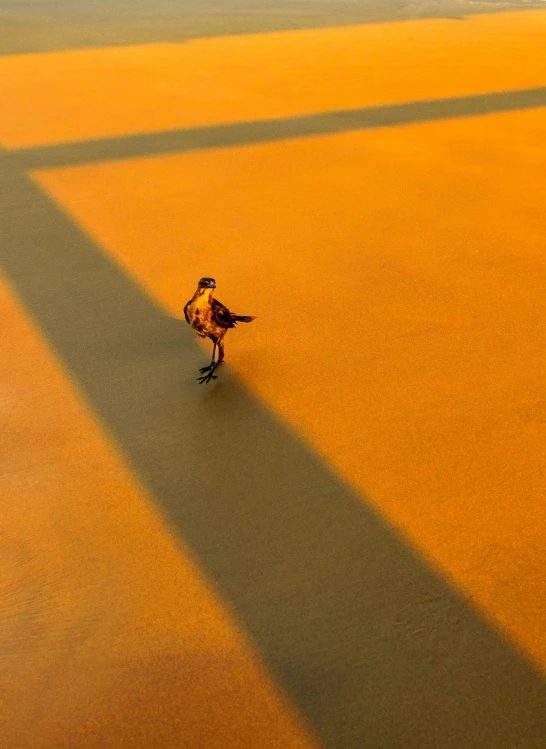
(2, 160, 546, 748)
(2, 2, 545, 57)
(9, 86, 546, 170)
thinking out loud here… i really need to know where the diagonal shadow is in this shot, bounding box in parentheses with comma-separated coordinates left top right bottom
(2, 151, 546, 748)
(8, 86, 546, 170)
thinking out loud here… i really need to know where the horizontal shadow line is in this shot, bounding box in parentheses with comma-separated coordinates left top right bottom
(8, 85, 546, 170)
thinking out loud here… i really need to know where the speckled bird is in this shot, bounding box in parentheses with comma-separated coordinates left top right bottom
(184, 277, 255, 384)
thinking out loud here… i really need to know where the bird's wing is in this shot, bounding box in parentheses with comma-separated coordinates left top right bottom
(211, 298, 236, 328)
(183, 302, 191, 324)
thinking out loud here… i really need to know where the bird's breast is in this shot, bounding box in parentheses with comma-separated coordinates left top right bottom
(186, 300, 218, 338)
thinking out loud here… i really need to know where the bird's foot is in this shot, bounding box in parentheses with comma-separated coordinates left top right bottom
(197, 360, 223, 384)
(199, 362, 215, 374)
(197, 370, 218, 384)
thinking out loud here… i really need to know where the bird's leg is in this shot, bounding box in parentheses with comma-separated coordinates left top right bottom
(197, 339, 224, 384)
(199, 342, 217, 373)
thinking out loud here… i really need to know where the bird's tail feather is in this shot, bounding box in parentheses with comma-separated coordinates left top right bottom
(233, 315, 255, 323)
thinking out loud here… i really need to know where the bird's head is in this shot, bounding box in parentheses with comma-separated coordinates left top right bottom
(197, 277, 216, 289)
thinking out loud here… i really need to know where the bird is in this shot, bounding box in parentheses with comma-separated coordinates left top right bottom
(184, 277, 255, 384)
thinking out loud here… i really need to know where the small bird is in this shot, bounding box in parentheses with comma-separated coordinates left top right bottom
(184, 277, 255, 384)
